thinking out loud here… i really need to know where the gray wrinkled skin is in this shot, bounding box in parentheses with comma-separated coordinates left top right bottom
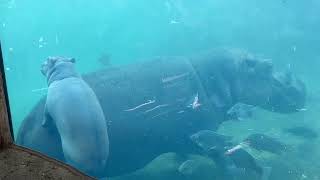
(17, 49, 306, 178)
(40, 57, 109, 177)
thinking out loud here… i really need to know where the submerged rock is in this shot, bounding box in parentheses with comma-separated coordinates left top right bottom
(284, 126, 318, 139)
(190, 130, 233, 153)
(244, 133, 287, 155)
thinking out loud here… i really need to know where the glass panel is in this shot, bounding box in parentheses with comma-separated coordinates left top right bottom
(0, 0, 318, 179)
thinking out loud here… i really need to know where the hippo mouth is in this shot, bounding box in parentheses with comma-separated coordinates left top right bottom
(264, 71, 306, 113)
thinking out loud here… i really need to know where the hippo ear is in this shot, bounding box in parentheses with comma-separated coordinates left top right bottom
(40, 57, 56, 76)
(47, 56, 58, 65)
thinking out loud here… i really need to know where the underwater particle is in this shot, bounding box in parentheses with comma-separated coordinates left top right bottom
(301, 174, 307, 179)
(191, 93, 201, 109)
(285, 63, 291, 72)
(55, 34, 59, 45)
(170, 20, 180, 24)
(5, 67, 10, 71)
(296, 108, 307, 112)
(124, 100, 155, 112)
(162, 72, 189, 83)
(39, 37, 44, 42)
(38, 37, 46, 48)
(225, 143, 244, 155)
(144, 104, 169, 113)
(2, 23, 5, 28)
(292, 45, 296, 52)
(187, 93, 201, 109)
(9, 47, 13, 52)
(178, 160, 196, 176)
(31, 87, 48, 93)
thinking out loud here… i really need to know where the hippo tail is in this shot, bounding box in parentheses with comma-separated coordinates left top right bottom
(261, 166, 272, 180)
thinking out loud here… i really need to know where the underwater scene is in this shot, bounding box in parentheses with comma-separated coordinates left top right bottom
(0, 0, 320, 179)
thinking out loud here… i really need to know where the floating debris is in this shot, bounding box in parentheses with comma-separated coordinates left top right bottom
(296, 108, 307, 112)
(170, 20, 180, 24)
(177, 110, 185, 114)
(187, 93, 201, 109)
(284, 126, 318, 139)
(301, 173, 308, 179)
(31, 87, 48, 93)
(39, 37, 44, 43)
(38, 36, 47, 48)
(227, 102, 256, 121)
(162, 72, 189, 83)
(292, 45, 297, 52)
(191, 93, 201, 109)
(225, 143, 247, 155)
(124, 100, 155, 112)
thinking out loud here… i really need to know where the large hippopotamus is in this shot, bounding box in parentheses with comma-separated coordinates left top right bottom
(16, 49, 306, 178)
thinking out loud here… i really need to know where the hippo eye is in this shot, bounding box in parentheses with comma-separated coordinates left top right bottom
(69, 58, 76, 63)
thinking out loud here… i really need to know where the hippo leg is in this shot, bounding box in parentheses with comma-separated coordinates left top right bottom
(16, 98, 65, 162)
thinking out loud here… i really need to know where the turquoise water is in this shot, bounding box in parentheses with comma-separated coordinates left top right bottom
(1, 0, 320, 179)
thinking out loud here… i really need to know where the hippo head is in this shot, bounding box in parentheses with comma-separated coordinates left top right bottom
(194, 49, 306, 113)
(41, 56, 79, 85)
(233, 52, 306, 113)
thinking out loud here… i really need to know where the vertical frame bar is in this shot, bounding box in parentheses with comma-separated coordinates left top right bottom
(0, 41, 14, 148)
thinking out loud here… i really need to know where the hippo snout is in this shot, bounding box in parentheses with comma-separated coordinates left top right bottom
(265, 72, 306, 113)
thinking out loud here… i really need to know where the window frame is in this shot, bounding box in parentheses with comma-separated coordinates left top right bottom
(0, 41, 14, 146)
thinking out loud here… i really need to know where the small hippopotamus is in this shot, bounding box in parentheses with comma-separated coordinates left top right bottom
(40, 57, 109, 177)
